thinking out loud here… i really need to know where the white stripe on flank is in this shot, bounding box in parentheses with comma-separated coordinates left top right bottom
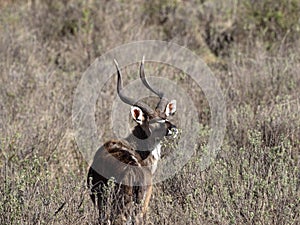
(131, 155, 141, 167)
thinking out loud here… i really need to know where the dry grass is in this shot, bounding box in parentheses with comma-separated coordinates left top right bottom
(0, 0, 299, 224)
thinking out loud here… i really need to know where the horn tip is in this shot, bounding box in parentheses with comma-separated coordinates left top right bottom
(113, 59, 119, 67)
(142, 56, 145, 64)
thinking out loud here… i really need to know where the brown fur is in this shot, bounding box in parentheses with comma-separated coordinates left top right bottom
(87, 140, 153, 224)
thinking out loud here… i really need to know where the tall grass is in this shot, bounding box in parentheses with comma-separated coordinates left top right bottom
(0, 0, 299, 224)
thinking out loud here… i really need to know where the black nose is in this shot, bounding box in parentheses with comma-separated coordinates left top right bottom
(166, 124, 177, 136)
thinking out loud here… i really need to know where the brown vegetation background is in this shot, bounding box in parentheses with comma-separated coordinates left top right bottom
(0, 0, 299, 224)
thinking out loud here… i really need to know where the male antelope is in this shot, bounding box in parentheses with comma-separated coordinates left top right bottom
(87, 58, 177, 224)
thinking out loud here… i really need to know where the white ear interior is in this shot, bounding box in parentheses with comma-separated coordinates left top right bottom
(165, 100, 177, 116)
(131, 106, 144, 124)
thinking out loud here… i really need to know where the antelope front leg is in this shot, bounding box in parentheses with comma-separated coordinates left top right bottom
(142, 185, 152, 215)
(136, 184, 153, 224)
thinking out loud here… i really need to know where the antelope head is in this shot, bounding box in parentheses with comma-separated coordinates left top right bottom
(114, 57, 178, 160)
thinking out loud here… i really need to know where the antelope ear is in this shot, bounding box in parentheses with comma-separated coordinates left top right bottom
(131, 106, 144, 125)
(165, 100, 177, 117)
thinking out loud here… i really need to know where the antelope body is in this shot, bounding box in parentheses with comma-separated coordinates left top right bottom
(87, 58, 177, 224)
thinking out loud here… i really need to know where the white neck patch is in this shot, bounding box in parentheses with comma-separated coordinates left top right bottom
(150, 143, 161, 174)
(151, 143, 161, 160)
